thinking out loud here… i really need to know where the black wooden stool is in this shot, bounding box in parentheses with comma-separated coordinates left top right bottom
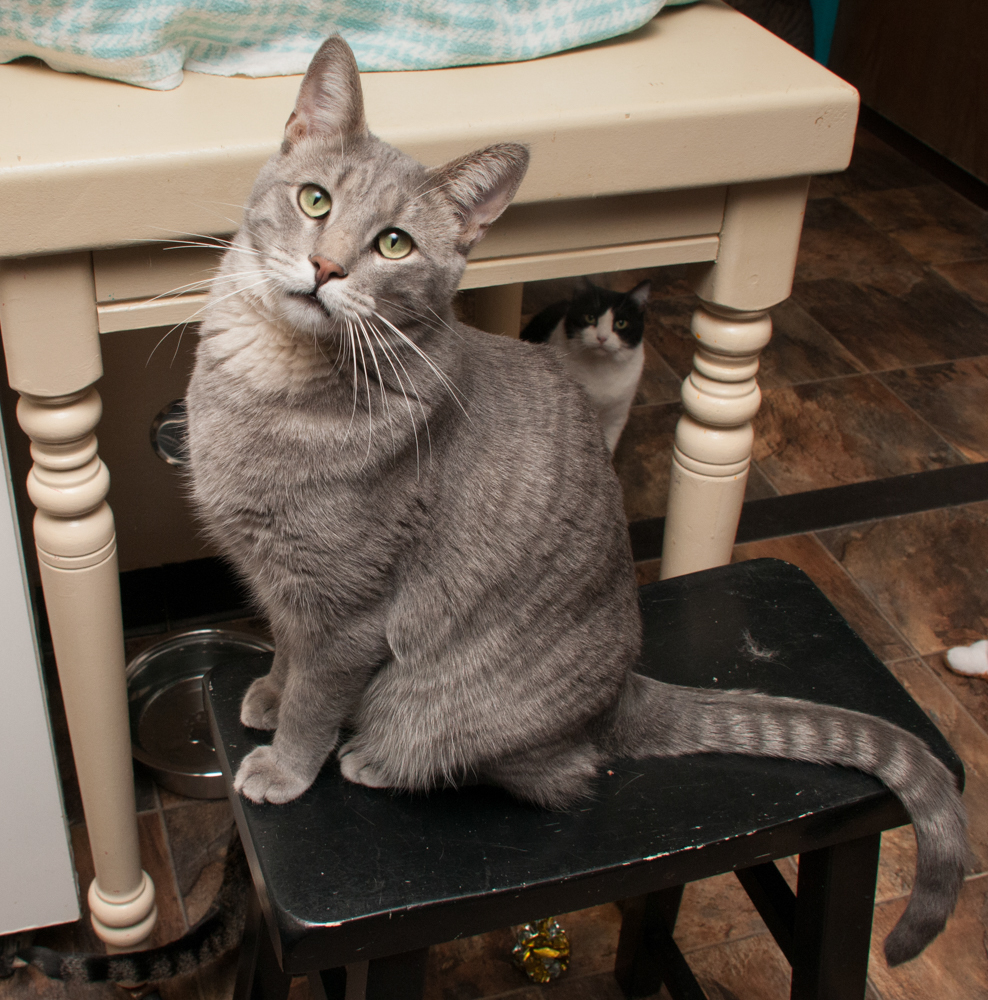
(204, 559, 962, 1000)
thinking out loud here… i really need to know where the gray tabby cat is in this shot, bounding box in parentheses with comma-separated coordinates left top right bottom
(185, 36, 967, 967)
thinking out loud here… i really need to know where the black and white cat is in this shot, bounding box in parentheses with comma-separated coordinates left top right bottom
(521, 280, 650, 453)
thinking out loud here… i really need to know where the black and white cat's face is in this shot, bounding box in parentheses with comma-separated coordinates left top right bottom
(228, 36, 529, 346)
(563, 281, 650, 358)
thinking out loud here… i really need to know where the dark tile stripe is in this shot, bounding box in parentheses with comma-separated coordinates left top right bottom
(629, 462, 988, 562)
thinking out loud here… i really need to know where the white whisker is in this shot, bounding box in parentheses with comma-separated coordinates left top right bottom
(368, 319, 431, 472)
(356, 314, 396, 459)
(350, 316, 375, 463)
(372, 310, 468, 417)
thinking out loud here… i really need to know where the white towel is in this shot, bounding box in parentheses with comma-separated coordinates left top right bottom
(0, 0, 670, 91)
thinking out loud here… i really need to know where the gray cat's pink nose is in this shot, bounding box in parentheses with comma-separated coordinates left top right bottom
(309, 255, 347, 287)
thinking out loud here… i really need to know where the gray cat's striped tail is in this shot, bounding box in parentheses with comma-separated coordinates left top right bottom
(610, 674, 969, 966)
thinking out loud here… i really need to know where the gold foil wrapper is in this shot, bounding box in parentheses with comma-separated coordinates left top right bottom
(511, 917, 571, 983)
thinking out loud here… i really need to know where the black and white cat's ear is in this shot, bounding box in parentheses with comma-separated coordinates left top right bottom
(429, 143, 530, 251)
(628, 280, 651, 308)
(284, 35, 368, 148)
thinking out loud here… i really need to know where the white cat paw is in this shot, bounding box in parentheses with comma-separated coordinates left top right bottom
(339, 748, 390, 789)
(240, 676, 281, 730)
(234, 745, 312, 804)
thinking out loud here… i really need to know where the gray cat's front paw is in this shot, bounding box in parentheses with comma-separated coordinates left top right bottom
(240, 676, 281, 730)
(339, 746, 391, 789)
(234, 745, 313, 804)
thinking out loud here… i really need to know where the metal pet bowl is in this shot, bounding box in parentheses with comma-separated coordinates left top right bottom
(127, 628, 274, 799)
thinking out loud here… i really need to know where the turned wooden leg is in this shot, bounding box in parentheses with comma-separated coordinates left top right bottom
(471, 282, 524, 337)
(660, 305, 771, 580)
(661, 176, 810, 580)
(0, 254, 157, 948)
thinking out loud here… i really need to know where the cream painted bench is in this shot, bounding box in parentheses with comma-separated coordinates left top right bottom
(0, 0, 857, 946)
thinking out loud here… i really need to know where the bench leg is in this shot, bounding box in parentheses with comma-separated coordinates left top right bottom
(0, 254, 157, 948)
(659, 304, 771, 580)
(615, 886, 687, 999)
(661, 176, 810, 580)
(790, 834, 881, 1000)
(234, 886, 292, 1000)
(309, 947, 427, 1000)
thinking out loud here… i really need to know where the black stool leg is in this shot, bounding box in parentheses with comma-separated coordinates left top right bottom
(790, 833, 881, 1000)
(234, 886, 293, 1000)
(308, 967, 347, 1000)
(616, 886, 691, 999)
(366, 947, 429, 1000)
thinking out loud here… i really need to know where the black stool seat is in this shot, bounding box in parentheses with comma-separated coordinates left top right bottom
(204, 559, 961, 1000)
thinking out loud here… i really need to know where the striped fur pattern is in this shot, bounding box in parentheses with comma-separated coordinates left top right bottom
(184, 36, 969, 969)
(608, 675, 969, 966)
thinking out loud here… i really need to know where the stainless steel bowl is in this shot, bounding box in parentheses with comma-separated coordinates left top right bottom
(126, 628, 273, 798)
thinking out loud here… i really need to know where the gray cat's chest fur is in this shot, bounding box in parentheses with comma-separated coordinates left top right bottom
(189, 305, 638, 723)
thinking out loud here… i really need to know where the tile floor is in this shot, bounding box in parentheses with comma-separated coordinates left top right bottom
(3, 126, 988, 1000)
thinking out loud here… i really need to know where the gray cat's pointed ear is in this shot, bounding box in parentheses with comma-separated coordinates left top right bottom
(629, 280, 651, 308)
(284, 36, 367, 147)
(429, 143, 530, 251)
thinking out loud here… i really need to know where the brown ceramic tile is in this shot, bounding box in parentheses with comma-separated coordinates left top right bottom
(751, 375, 963, 496)
(643, 295, 695, 379)
(614, 402, 681, 522)
(878, 356, 988, 462)
(808, 129, 933, 201)
(936, 258, 988, 309)
(757, 299, 867, 390)
(885, 658, 988, 875)
(742, 463, 778, 502)
(426, 926, 519, 1000)
(678, 928, 792, 1000)
(673, 872, 769, 954)
(874, 825, 919, 906)
(791, 273, 988, 372)
(818, 503, 988, 656)
(866, 872, 988, 1000)
(477, 970, 628, 1000)
(794, 199, 927, 296)
(424, 904, 621, 1000)
(162, 798, 235, 927)
(731, 534, 913, 663)
(842, 184, 988, 267)
(636, 339, 683, 406)
(138, 811, 189, 947)
(925, 652, 988, 739)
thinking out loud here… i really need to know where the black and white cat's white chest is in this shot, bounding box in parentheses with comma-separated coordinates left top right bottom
(524, 280, 650, 453)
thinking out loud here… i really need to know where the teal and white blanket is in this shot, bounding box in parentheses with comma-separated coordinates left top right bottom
(0, 0, 670, 90)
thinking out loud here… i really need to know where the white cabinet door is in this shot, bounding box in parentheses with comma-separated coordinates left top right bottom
(0, 409, 78, 933)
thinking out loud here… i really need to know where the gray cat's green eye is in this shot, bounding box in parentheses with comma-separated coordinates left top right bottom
(583, 313, 596, 325)
(377, 229, 413, 259)
(298, 185, 331, 219)
(614, 319, 629, 330)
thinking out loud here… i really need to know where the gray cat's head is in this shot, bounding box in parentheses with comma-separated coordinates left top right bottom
(228, 36, 529, 346)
